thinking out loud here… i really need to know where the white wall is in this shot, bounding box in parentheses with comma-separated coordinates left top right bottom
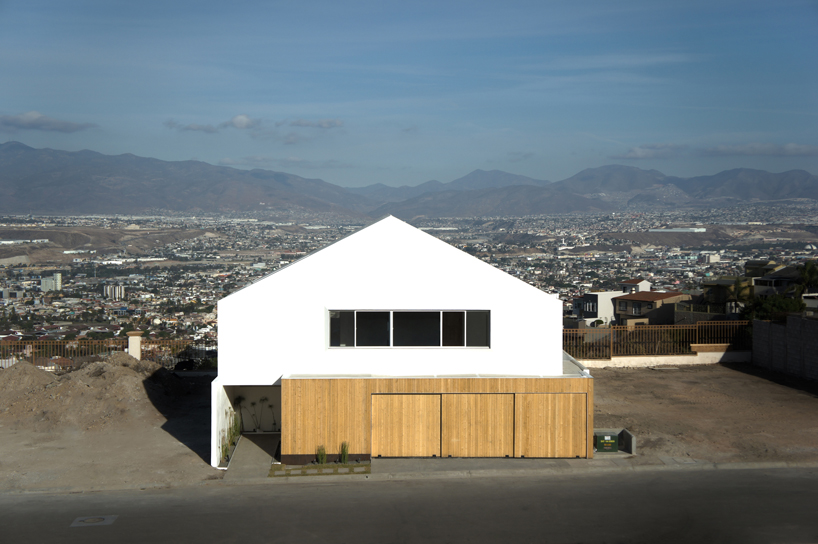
(210, 377, 234, 468)
(217, 216, 563, 385)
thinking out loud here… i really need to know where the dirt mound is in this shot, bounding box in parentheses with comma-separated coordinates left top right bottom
(0, 352, 190, 432)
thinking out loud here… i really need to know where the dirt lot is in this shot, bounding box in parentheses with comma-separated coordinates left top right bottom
(0, 355, 220, 493)
(0, 360, 816, 493)
(594, 364, 818, 464)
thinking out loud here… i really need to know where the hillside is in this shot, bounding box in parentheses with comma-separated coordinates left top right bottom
(0, 142, 372, 215)
(348, 169, 550, 203)
(373, 185, 612, 219)
(2, 141, 817, 218)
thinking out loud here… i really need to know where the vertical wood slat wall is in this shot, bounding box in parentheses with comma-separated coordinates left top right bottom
(514, 394, 587, 458)
(281, 377, 594, 459)
(441, 394, 514, 458)
(371, 395, 441, 457)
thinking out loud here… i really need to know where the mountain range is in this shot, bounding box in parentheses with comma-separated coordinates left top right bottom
(2, 141, 817, 218)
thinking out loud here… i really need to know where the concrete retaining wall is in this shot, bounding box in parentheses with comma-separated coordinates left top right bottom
(580, 350, 751, 368)
(753, 317, 818, 381)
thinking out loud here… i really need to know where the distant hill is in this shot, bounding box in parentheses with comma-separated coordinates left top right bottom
(669, 168, 818, 201)
(348, 169, 550, 203)
(372, 185, 611, 219)
(0, 141, 372, 215)
(2, 141, 817, 217)
(346, 180, 446, 203)
(551, 165, 668, 193)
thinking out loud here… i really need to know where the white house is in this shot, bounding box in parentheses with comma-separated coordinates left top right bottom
(618, 278, 652, 294)
(212, 216, 593, 467)
(572, 291, 621, 326)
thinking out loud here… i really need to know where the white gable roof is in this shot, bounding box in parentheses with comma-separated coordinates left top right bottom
(218, 216, 563, 383)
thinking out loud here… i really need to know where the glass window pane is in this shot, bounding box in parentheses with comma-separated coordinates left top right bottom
(466, 310, 490, 347)
(329, 310, 354, 347)
(393, 312, 440, 346)
(442, 311, 464, 346)
(356, 312, 390, 346)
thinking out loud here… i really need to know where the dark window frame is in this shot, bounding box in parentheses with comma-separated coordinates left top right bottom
(329, 310, 490, 348)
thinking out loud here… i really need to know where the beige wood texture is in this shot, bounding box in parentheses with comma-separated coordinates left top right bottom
(282, 377, 593, 458)
(586, 382, 594, 459)
(371, 394, 441, 457)
(514, 393, 587, 458)
(441, 394, 513, 458)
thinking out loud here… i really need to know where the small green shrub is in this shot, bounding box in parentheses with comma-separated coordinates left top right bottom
(340, 441, 349, 464)
(316, 444, 327, 465)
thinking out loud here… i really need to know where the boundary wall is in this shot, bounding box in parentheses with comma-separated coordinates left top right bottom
(753, 317, 818, 381)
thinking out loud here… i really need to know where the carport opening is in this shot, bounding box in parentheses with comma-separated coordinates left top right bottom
(226, 385, 281, 434)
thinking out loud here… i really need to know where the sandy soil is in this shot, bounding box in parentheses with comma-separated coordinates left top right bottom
(594, 364, 818, 464)
(1, 360, 816, 493)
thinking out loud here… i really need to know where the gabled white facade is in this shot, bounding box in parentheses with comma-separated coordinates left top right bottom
(216, 216, 563, 385)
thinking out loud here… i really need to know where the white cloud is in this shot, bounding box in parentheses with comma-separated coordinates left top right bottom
(164, 119, 217, 133)
(165, 114, 261, 134)
(611, 143, 688, 160)
(287, 118, 344, 129)
(0, 111, 97, 133)
(219, 114, 261, 130)
(701, 143, 818, 157)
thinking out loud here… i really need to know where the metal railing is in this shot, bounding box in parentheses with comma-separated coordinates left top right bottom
(0, 337, 217, 371)
(0, 338, 128, 370)
(563, 321, 751, 360)
(141, 339, 217, 369)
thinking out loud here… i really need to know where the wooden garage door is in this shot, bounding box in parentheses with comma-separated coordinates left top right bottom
(515, 394, 587, 458)
(371, 394, 441, 457)
(441, 394, 513, 458)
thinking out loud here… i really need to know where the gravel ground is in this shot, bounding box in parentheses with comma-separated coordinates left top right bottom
(0, 360, 816, 493)
(593, 363, 818, 464)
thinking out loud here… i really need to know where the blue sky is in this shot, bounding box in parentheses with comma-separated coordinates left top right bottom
(1, 0, 817, 187)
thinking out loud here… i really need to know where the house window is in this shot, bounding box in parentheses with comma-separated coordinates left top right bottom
(646, 303, 653, 310)
(632, 302, 642, 315)
(618, 301, 627, 311)
(329, 310, 490, 348)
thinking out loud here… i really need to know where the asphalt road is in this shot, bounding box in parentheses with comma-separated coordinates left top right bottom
(3, 468, 818, 544)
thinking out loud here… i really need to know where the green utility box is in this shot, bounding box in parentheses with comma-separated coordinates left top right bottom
(594, 431, 619, 453)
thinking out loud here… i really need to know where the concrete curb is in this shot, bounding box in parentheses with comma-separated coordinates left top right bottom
(4, 459, 818, 495)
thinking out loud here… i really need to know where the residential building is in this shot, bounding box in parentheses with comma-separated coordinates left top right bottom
(612, 291, 692, 326)
(212, 216, 593, 467)
(40, 273, 62, 293)
(618, 278, 652, 294)
(572, 291, 620, 326)
(104, 285, 126, 300)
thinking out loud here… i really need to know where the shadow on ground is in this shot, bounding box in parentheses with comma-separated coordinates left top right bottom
(721, 362, 818, 397)
(143, 370, 214, 464)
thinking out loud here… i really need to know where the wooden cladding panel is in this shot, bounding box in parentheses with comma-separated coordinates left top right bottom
(514, 393, 587, 458)
(441, 394, 513, 458)
(371, 394, 441, 457)
(282, 377, 593, 458)
(586, 384, 595, 459)
(281, 379, 370, 456)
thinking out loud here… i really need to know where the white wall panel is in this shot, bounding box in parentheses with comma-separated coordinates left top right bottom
(217, 216, 563, 385)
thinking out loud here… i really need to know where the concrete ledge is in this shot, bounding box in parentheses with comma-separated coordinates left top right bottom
(580, 351, 752, 368)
